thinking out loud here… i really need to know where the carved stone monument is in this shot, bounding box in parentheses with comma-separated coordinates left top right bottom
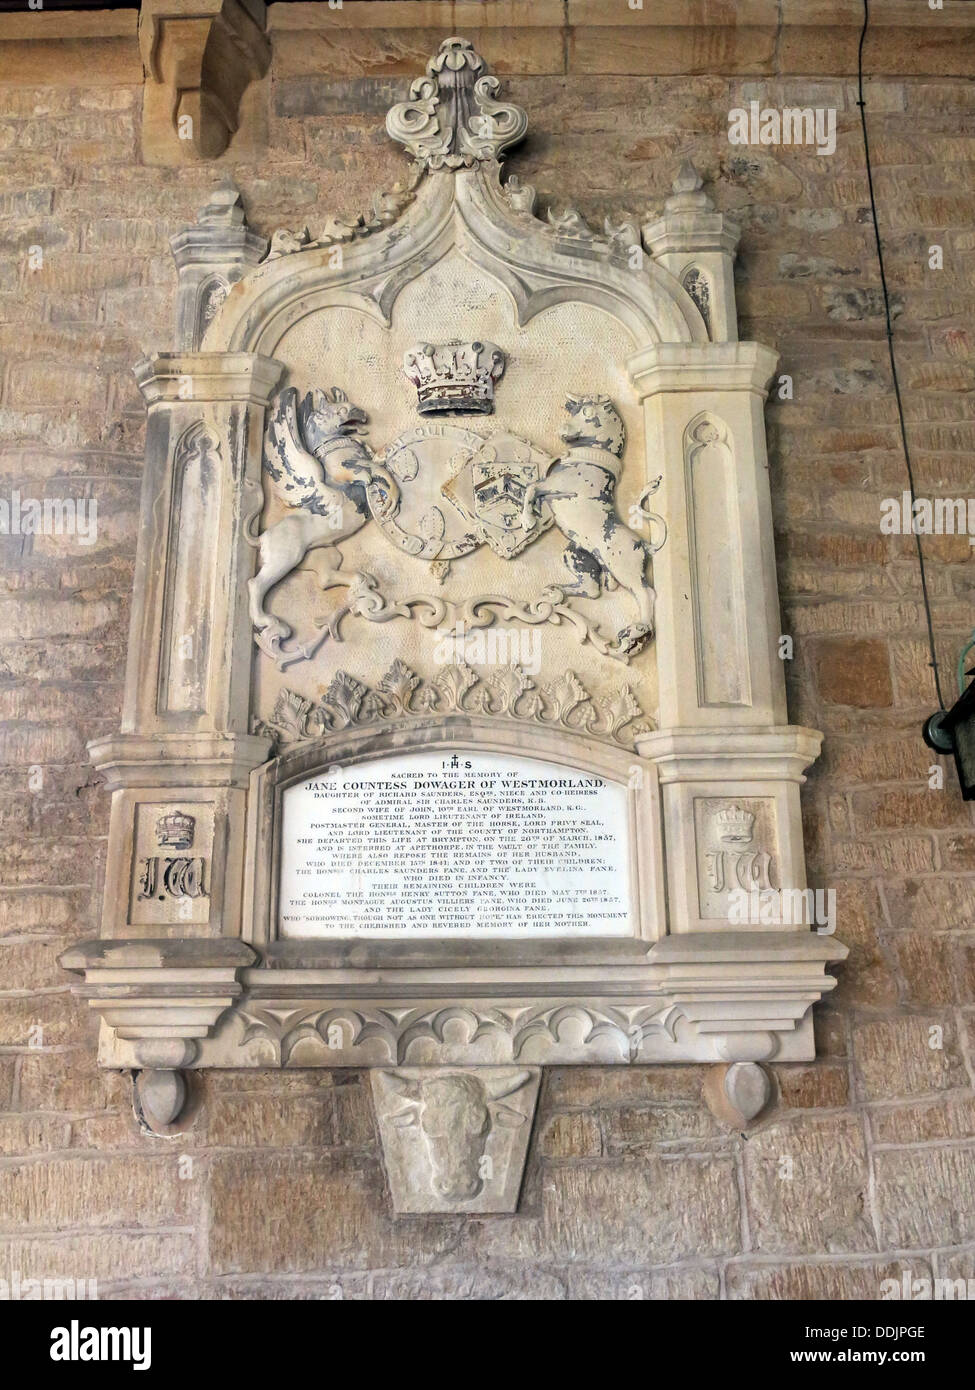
(61, 37, 846, 1213)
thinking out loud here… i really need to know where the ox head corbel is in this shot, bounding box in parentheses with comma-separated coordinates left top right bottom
(382, 1069, 531, 1202)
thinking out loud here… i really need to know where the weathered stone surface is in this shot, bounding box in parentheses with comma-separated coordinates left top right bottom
(372, 1266, 570, 1300)
(205, 1092, 336, 1148)
(538, 1111, 603, 1159)
(814, 638, 893, 708)
(544, 1066, 708, 1108)
(874, 1147, 975, 1249)
(741, 1114, 873, 1254)
(203, 1274, 369, 1299)
(775, 1063, 850, 1110)
(727, 1258, 930, 1302)
(853, 1017, 968, 1101)
(0, 1231, 195, 1285)
(208, 1153, 461, 1273)
(888, 933, 964, 1007)
(540, 1157, 740, 1263)
(853, 787, 968, 834)
(602, 1104, 719, 1150)
(16, 1050, 127, 1114)
(563, 1265, 721, 1300)
(868, 1096, 975, 1146)
(0, 1155, 194, 1231)
(827, 879, 898, 1009)
(883, 878, 975, 933)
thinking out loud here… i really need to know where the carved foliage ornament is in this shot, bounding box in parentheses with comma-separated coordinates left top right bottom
(254, 659, 653, 753)
(385, 38, 529, 170)
(236, 1001, 683, 1068)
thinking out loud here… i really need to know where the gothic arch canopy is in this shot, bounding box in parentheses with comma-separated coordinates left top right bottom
(204, 160, 709, 358)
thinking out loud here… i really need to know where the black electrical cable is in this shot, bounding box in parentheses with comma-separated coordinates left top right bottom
(856, 0, 947, 711)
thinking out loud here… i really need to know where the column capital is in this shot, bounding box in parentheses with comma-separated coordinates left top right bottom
(133, 351, 283, 406)
(627, 341, 779, 399)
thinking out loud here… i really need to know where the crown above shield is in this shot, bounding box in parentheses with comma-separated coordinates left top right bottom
(403, 340, 506, 415)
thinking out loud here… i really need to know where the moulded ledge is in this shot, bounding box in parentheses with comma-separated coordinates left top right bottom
(59, 938, 259, 973)
(648, 930, 848, 965)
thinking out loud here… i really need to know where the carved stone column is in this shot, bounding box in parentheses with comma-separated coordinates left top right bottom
(629, 339, 846, 1088)
(89, 350, 282, 930)
(61, 352, 282, 1127)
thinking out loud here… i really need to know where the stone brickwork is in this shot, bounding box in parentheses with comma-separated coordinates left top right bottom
(2, 11, 975, 1298)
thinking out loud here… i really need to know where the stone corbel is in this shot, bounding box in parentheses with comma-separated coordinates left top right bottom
(703, 1062, 772, 1130)
(139, 0, 270, 163)
(58, 938, 257, 1132)
(371, 1067, 541, 1214)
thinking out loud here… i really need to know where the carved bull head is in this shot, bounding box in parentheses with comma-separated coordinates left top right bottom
(385, 1070, 530, 1202)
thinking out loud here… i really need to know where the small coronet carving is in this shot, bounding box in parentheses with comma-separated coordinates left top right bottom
(403, 340, 506, 415)
(156, 808, 196, 851)
(715, 803, 756, 844)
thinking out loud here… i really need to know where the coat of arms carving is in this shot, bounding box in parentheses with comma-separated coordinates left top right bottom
(247, 357, 666, 664)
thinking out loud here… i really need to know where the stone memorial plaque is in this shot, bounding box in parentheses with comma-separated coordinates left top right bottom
(278, 751, 635, 938)
(62, 35, 845, 1186)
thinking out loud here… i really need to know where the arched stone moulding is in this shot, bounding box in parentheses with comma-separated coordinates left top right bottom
(61, 40, 845, 1171)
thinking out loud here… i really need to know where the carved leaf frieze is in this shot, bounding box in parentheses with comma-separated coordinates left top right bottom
(253, 659, 654, 752)
(233, 1001, 684, 1066)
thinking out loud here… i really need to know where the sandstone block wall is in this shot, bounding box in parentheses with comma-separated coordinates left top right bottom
(1, 7, 974, 1298)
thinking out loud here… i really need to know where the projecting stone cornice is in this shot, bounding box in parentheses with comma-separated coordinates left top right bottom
(0, 1, 973, 106)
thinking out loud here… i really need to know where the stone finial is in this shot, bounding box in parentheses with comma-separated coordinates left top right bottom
(664, 159, 715, 213)
(197, 179, 246, 227)
(170, 178, 267, 349)
(386, 36, 528, 170)
(672, 159, 705, 195)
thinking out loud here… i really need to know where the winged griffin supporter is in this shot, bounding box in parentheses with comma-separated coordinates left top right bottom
(247, 386, 397, 652)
